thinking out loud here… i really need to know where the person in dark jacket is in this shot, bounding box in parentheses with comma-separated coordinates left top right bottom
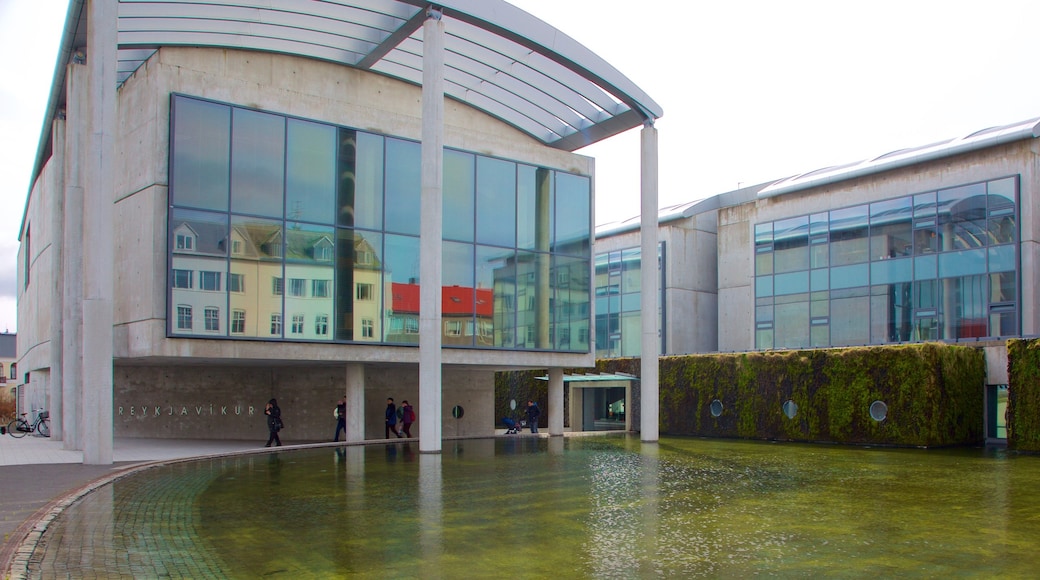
(525, 400, 541, 434)
(334, 398, 346, 442)
(265, 398, 283, 447)
(385, 397, 402, 438)
(400, 400, 415, 437)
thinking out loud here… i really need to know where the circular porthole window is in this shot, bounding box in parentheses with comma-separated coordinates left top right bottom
(710, 399, 723, 417)
(782, 400, 798, 419)
(452, 405, 465, 419)
(869, 401, 888, 422)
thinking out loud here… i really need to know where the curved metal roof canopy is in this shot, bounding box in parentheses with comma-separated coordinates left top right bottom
(33, 0, 662, 187)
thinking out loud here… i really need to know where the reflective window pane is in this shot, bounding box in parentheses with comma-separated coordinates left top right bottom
(940, 274, 987, 339)
(938, 182, 987, 249)
(938, 248, 987, 278)
(830, 263, 868, 290)
(621, 248, 642, 294)
(282, 223, 335, 341)
(870, 257, 912, 284)
(443, 241, 475, 347)
(988, 245, 1015, 273)
(517, 165, 551, 251)
(773, 216, 808, 273)
(350, 131, 384, 230)
(756, 275, 773, 298)
(829, 205, 869, 266)
(476, 156, 516, 246)
(384, 138, 421, 235)
(914, 191, 936, 219)
(830, 294, 869, 346)
(987, 177, 1016, 245)
(774, 301, 809, 348)
(554, 173, 590, 257)
(384, 234, 420, 344)
(871, 283, 913, 343)
(990, 271, 1016, 303)
(870, 196, 912, 259)
(286, 119, 335, 224)
(477, 245, 513, 347)
(230, 215, 283, 338)
(515, 250, 550, 349)
(231, 108, 285, 217)
(553, 254, 590, 352)
(444, 150, 475, 242)
(171, 209, 229, 336)
(171, 97, 230, 211)
(336, 229, 384, 342)
(774, 271, 808, 295)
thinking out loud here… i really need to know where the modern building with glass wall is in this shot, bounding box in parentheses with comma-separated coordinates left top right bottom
(594, 117, 1038, 440)
(15, 0, 663, 462)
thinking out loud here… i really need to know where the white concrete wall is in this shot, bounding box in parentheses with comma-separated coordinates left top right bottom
(16, 154, 61, 409)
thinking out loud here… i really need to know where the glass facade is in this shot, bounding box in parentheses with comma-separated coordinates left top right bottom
(754, 177, 1019, 349)
(168, 95, 591, 352)
(594, 243, 664, 358)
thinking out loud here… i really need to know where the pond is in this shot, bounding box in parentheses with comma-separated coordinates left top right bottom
(22, 436, 1040, 578)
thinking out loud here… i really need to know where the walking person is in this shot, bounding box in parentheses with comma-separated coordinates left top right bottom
(333, 398, 346, 442)
(265, 398, 283, 447)
(385, 397, 402, 438)
(400, 400, 415, 437)
(526, 399, 541, 434)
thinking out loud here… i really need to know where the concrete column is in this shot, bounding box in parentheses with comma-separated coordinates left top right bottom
(548, 367, 564, 436)
(418, 9, 445, 454)
(82, 0, 117, 465)
(640, 122, 660, 443)
(63, 62, 87, 451)
(535, 169, 552, 348)
(49, 118, 66, 440)
(345, 363, 365, 443)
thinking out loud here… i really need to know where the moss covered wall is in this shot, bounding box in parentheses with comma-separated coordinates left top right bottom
(1007, 338, 1040, 452)
(498, 343, 986, 447)
(626, 344, 984, 447)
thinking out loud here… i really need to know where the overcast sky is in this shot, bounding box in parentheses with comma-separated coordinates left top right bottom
(2, 0, 1040, 333)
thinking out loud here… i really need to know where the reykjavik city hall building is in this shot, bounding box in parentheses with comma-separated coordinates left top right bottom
(15, 0, 666, 463)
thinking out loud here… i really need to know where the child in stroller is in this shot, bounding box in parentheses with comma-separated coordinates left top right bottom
(502, 417, 526, 434)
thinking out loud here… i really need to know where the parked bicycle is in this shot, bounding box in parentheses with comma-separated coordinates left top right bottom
(7, 409, 50, 438)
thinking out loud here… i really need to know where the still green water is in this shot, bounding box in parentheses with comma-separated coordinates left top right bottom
(27, 436, 1040, 578)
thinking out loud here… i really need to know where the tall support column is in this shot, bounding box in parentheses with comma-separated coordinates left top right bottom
(418, 9, 445, 454)
(345, 363, 365, 443)
(639, 122, 660, 443)
(62, 62, 88, 451)
(535, 169, 552, 348)
(49, 118, 66, 440)
(82, 0, 117, 465)
(548, 367, 564, 436)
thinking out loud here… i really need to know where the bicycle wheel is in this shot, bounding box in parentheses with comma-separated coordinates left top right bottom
(37, 418, 51, 438)
(7, 419, 28, 438)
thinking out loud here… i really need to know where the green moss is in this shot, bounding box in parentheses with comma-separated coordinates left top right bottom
(497, 342, 987, 447)
(1008, 338, 1040, 451)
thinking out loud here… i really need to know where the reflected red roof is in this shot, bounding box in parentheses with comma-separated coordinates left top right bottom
(391, 283, 492, 317)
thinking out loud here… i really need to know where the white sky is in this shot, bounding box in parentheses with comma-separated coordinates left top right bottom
(3, 0, 1040, 333)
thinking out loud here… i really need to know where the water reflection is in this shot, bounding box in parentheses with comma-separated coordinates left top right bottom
(19, 437, 1040, 578)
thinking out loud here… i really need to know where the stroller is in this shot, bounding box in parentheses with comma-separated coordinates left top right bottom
(502, 417, 526, 434)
